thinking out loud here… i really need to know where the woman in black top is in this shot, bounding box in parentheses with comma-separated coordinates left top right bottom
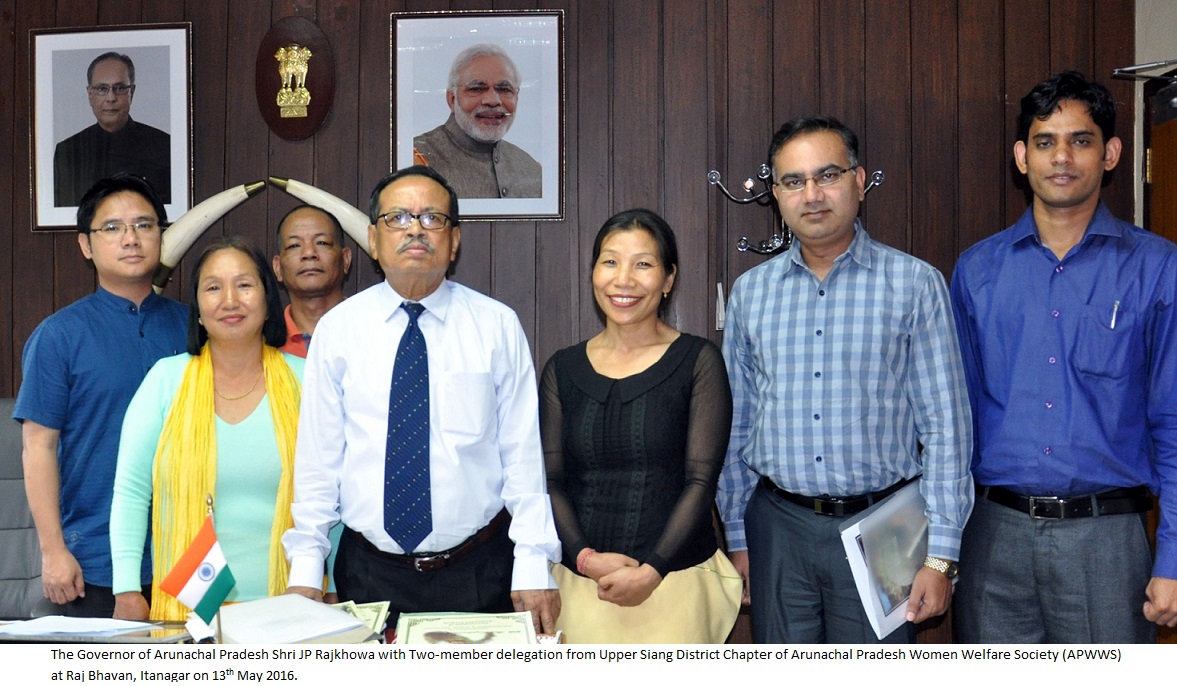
(540, 209, 741, 643)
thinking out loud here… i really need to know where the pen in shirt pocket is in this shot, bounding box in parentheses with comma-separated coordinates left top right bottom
(1110, 300, 1120, 329)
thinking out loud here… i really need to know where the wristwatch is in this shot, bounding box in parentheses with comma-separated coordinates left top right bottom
(923, 556, 959, 580)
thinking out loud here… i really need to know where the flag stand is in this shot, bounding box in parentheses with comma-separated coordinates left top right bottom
(159, 493, 237, 644)
(207, 495, 225, 645)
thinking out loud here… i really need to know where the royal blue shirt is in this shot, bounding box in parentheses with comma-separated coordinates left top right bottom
(13, 287, 188, 587)
(951, 204, 1177, 577)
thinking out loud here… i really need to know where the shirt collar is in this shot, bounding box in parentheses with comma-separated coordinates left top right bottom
(283, 304, 304, 341)
(783, 220, 872, 275)
(1011, 202, 1122, 247)
(377, 278, 452, 323)
(94, 284, 163, 312)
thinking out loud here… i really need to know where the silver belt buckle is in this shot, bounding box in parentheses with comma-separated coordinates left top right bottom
(413, 553, 450, 572)
(1027, 496, 1062, 519)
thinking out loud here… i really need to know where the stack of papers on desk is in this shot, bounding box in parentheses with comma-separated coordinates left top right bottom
(209, 595, 375, 644)
(0, 616, 155, 637)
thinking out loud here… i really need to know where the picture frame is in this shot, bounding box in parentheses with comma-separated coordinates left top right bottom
(30, 24, 191, 231)
(391, 10, 564, 221)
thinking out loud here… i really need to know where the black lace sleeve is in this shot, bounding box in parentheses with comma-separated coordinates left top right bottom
(643, 340, 733, 576)
(539, 353, 590, 565)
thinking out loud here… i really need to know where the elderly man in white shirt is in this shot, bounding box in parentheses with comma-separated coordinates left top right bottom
(282, 165, 561, 633)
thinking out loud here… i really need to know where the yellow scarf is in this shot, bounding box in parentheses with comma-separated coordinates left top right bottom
(148, 344, 301, 621)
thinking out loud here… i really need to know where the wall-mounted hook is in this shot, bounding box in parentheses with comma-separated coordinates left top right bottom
(706, 164, 774, 206)
(720, 167, 886, 256)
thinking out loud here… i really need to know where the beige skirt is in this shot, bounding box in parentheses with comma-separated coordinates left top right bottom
(552, 549, 743, 644)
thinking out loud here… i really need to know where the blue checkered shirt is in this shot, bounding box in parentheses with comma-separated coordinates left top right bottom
(718, 224, 973, 560)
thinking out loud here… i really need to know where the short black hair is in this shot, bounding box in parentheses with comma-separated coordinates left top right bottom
(368, 165, 460, 228)
(87, 52, 135, 85)
(591, 208, 679, 316)
(1017, 70, 1116, 144)
(76, 173, 167, 234)
(187, 236, 286, 354)
(276, 204, 346, 246)
(767, 115, 860, 178)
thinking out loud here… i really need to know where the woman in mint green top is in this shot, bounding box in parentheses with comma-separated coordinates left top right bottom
(110, 237, 307, 621)
(111, 351, 304, 604)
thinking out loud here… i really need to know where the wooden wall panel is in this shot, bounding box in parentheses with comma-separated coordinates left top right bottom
(721, 0, 777, 300)
(311, 0, 363, 297)
(10, 1, 58, 396)
(956, 0, 1005, 266)
(534, 0, 580, 364)
(0, 0, 15, 394)
(490, 0, 541, 344)
(862, 0, 912, 255)
(1094, 0, 1137, 222)
(610, 1, 660, 212)
(48, 5, 99, 313)
(573, 0, 612, 339)
(352, 0, 400, 294)
(222, 3, 272, 255)
(910, 0, 958, 277)
(662, 1, 712, 336)
(1002, 0, 1050, 228)
(1050, 0, 1094, 76)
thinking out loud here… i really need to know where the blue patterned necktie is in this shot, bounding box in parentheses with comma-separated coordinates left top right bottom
(383, 302, 432, 552)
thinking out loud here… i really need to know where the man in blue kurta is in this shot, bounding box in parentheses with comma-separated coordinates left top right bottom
(13, 174, 187, 617)
(951, 71, 1177, 642)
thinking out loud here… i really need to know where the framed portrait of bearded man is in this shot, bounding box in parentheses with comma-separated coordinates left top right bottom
(392, 10, 564, 221)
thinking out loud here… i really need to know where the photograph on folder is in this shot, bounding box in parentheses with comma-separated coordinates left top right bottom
(838, 480, 928, 639)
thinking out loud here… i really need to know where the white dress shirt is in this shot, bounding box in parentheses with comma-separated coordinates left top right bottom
(283, 279, 560, 591)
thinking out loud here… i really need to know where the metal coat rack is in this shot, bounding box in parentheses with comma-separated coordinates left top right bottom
(708, 166, 885, 254)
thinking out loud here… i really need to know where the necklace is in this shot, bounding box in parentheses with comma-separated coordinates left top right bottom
(214, 367, 263, 401)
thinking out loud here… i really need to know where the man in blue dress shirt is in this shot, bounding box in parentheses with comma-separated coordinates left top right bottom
(951, 71, 1177, 642)
(718, 115, 973, 643)
(14, 173, 187, 617)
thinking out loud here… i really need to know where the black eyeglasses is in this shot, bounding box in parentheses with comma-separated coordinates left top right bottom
(87, 84, 134, 97)
(774, 166, 857, 193)
(89, 221, 160, 240)
(377, 211, 453, 231)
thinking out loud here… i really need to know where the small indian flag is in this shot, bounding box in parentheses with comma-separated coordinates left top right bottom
(159, 515, 236, 624)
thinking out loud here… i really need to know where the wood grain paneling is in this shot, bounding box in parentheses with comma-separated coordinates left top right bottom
(910, 0, 957, 277)
(0, 0, 16, 394)
(956, 0, 1005, 267)
(862, 0, 912, 255)
(721, 0, 777, 294)
(662, 0, 712, 336)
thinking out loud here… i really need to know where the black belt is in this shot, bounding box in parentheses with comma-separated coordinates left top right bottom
(760, 476, 916, 517)
(345, 509, 510, 572)
(978, 485, 1153, 519)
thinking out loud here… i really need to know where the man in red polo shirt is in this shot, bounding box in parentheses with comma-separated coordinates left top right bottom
(272, 204, 353, 358)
